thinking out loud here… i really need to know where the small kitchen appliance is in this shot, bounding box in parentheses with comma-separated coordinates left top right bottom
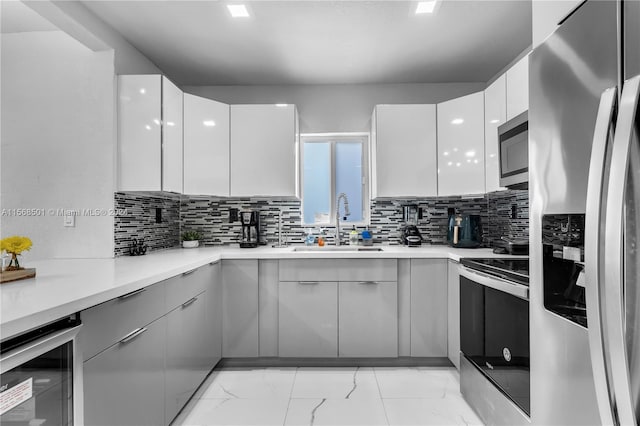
(400, 226, 422, 246)
(400, 204, 423, 246)
(239, 210, 261, 248)
(447, 214, 482, 248)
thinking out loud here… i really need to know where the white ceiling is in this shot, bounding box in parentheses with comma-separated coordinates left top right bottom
(56, 1, 531, 86)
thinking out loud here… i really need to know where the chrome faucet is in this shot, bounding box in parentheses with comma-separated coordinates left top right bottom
(335, 192, 351, 245)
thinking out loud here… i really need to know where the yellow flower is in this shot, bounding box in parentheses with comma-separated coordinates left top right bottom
(1, 236, 33, 255)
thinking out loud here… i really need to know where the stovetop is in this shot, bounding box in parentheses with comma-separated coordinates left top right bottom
(460, 258, 529, 286)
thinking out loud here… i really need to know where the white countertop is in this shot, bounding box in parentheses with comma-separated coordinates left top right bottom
(0, 245, 522, 340)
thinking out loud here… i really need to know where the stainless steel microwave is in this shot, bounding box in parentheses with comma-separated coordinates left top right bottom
(498, 111, 528, 188)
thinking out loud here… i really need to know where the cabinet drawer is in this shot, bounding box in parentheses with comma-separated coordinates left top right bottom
(279, 259, 340, 281)
(79, 281, 165, 361)
(165, 265, 210, 311)
(337, 259, 397, 282)
(83, 315, 166, 426)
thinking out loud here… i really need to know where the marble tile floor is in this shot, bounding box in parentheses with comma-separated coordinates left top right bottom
(172, 367, 484, 426)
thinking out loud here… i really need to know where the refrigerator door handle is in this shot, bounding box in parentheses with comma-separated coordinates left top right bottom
(604, 74, 640, 426)
(585, 86, 618, 426)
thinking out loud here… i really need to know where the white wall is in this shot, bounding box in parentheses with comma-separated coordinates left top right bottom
(26, 0, 161, 75)
(532, 0, 584, 48)
(184, 83, 485, 134)
(1, 31, 116, 261)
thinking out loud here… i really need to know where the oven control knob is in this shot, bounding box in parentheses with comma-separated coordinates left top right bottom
(503, 347, 512, 362)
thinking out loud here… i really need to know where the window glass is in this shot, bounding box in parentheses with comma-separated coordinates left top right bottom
(302, 142, 331, 224)
(335, 142, 363, 222)
(301, 136, 368, 226)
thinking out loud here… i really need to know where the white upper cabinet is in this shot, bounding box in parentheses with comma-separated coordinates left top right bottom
(118, 75, 183, 193)
(484, 75, 507, 193)
(437, 92, 485, 196)
(118, 75, 162, 191)
(162, 77, 183, 193)
(506, 55, 529, 120)
(371, 105, 437, 197)
(230, 104, 298, 197)
(183, 94, 230, 196)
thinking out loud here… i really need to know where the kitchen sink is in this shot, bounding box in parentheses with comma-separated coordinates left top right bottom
(293, 246, 383, 252)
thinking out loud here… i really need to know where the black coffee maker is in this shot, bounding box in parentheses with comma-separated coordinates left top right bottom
(400, 204, 423, 246)
(240, 210, 261, 248)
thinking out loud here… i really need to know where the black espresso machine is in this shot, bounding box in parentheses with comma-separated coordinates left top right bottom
(240, 210, 261, 248)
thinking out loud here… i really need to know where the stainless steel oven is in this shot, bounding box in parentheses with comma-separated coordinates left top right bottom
(459, 258, 530, 425)
(498, 111, 528, 188)
(1, 318, 82, 425)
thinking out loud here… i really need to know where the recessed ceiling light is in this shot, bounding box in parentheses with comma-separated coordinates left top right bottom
(166, 121, 175, 127)
(465, 150, 476, 157)
(275, 103, 288, 107)
(443, 151, 449, 156)
(139, 88, 146, 94)
(227, 4, 250, 18)
(490, 119, 500, 124)
(203, 120, 216, 127)
(451, 118, 464, 125)
(416, 0, 440, 15)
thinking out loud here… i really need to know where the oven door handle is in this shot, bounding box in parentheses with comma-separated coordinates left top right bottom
(0, 325, 82, 374)
(459, 266, 528, 300)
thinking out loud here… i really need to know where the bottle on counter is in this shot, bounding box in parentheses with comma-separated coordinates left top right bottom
(349, 226, 359, 246)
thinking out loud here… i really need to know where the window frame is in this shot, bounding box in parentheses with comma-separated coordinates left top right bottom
(299, 132, 370, 227)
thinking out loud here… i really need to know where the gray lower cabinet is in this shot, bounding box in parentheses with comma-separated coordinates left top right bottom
(165, 290, 208, 424)
(410, 259, 448, 357)
(338, 281, 398, 357)
(447, 260, 461, 369)
(222, 260, 259, 357)
(83, 316, 167, 426)
(206, 261, 223, 366)
(278, 281, 338, 357)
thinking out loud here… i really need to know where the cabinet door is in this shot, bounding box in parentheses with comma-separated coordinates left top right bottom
(437, 92, 485, 196)
(374, 105, 437, 197)
(506, 55, 529, 120)
(339, 281, 398, 358)
(183, 94, 230, 196)
(410, 259, 447, 357)
(230, 105, 297, 196)
(447, 260, 461, 369)
(162, 77, 183, 193)
(484, 75, 507, 193)
(118, 75, 162, 191)
(206, 261, 223, 366)
(222, 260, 259, 357)
(278, 281, 338, 357)
(259, 259, 279, 357)
(165, 291, 208, 424)
(83, 316, 166, 426)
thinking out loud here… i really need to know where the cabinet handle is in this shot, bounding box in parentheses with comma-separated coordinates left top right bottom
(359, 281, 378, 285)
(119, 288, 146, 300)
(182, 269, 197, 276)
(119, 327, 148, 344)
(299, 281, 319, 285)
(181, 297, 198, 308)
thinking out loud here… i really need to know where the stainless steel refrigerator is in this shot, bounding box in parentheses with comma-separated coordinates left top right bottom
(530, 0, 640, 424)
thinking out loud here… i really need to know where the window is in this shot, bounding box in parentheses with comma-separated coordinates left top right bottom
(300, 133, 369, 226)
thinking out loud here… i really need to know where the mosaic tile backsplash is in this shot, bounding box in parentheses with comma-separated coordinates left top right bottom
(114, 190, 529, 255)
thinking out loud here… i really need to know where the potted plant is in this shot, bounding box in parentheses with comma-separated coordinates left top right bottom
(181, 230, 202, 248)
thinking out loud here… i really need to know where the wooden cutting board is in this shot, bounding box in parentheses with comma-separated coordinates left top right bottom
(0, 268, 36, 283)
